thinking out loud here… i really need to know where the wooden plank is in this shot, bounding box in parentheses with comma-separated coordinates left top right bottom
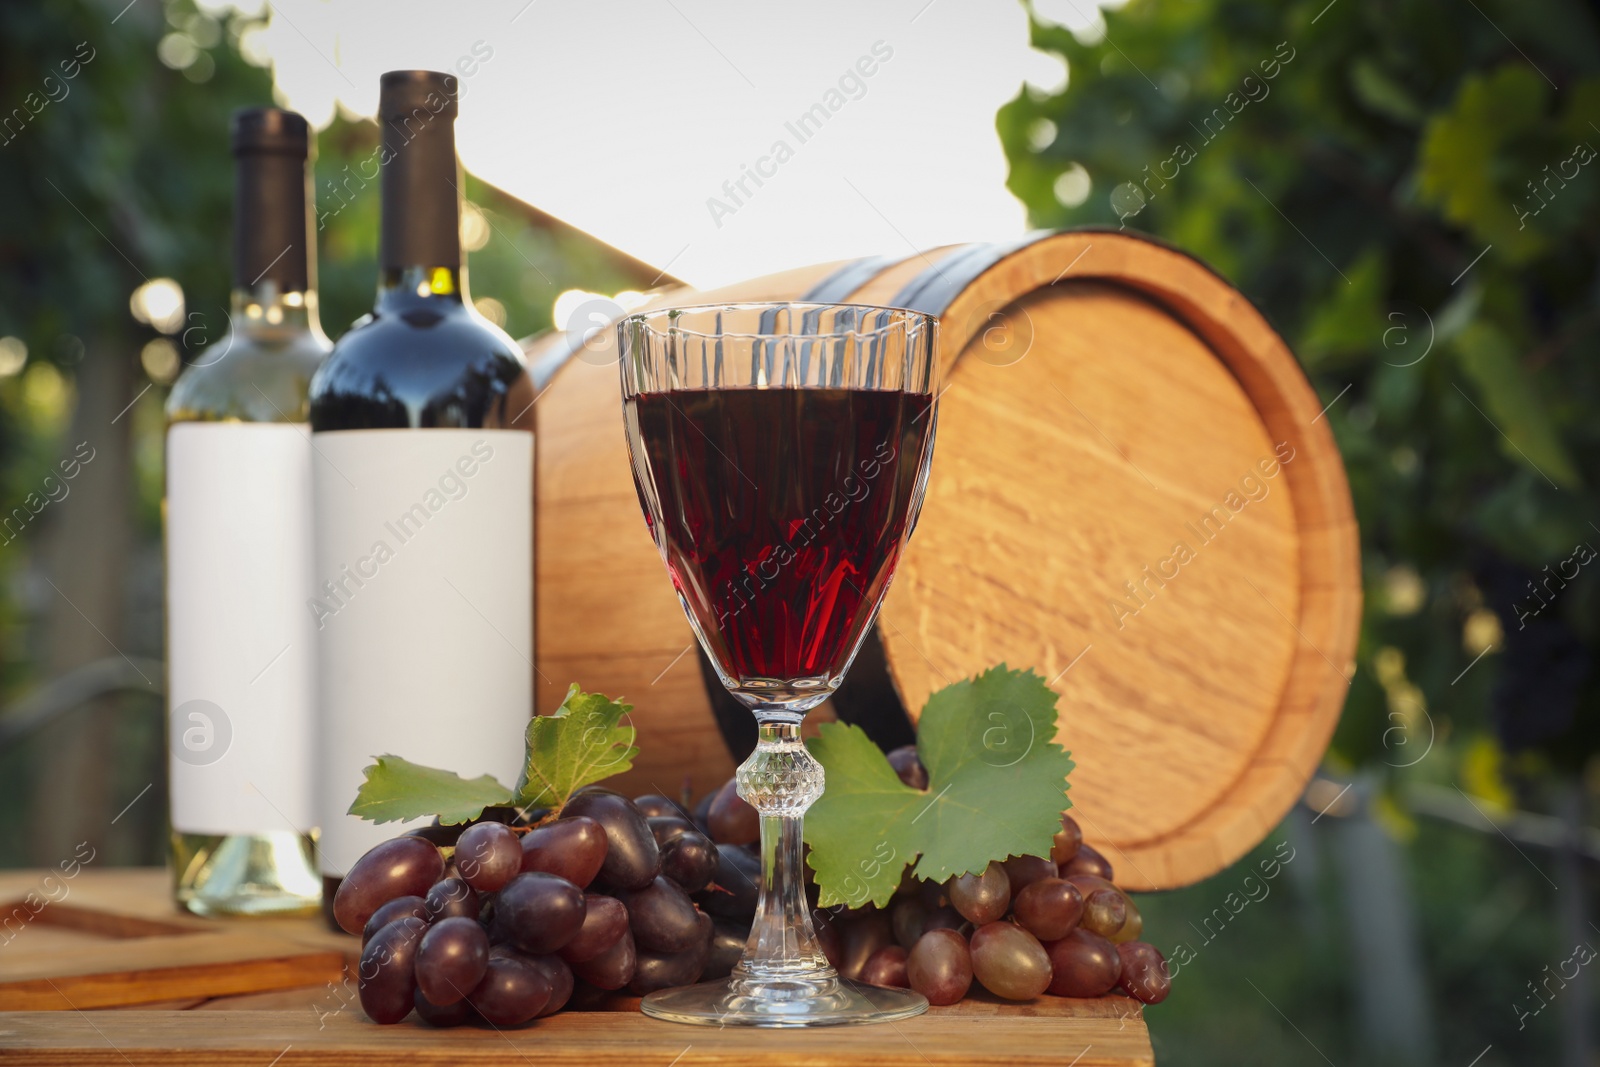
(0, 939, 346, 1011)
(0, 1007, 1154, 1066)
(0, 871, 348, 1011)
(0, 869, 355, 960)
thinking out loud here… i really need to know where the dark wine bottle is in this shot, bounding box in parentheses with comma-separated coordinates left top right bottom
(308, 71, 535, 914)
(166, 107, 328, 917)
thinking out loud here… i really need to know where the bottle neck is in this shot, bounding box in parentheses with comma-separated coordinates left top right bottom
(375, 265, 469, 312)
(234, 149, 314, 295)
(230, 280, 323, 337)
(378, 112, 461, 275)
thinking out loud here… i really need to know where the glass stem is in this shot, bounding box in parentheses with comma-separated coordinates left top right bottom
(733, 716, 834, 988)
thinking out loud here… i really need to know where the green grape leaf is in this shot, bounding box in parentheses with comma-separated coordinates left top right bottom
(804, 665, 1074, 909)
(802, 724, 927, 909)
(346, 684, 636, 826)
(515, 684, 638, 812)
(348, 755, 514, 826)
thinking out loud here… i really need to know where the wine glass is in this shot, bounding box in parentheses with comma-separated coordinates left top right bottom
(618, 302, 939, 1026)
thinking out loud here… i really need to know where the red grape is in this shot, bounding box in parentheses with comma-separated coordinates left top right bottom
(413, 985, 474, 1027)
(706, 779, 759, 846)
(1063, 872, 1116, 898)
(523, 953, 574, 1016)
(468, 955, 551, 1026)
(906, 928, 972, 1006)
(647, 815, 695, 845)
(630, 911, 713, 995)
(617, 876, 703, 954)
(1112, 897, 1143, 943)
(1012, 878, 1084, 942)
(362, 895, 427, 945)
(492, 872, 586, 955)
(860, 944, 910, 988)
(660, 830, 718, 893)
(970, 921, 1052, 1001)
(455, 822, 521, 894)
(357, 916, 427, 1024)
(891, 896, 929, 948)
(1079, 888, 1127, 938)
(562, 792, 661, 890)
(415, 916, 489, 1006)
(1002, 854, 1058, 894)
(1061, 842, 1112, 881)
(949, 862, 1011, 926)
(571, 929, 636, 990)
(519, 815, 609, 888)
(1051, 813, 1083, 865)
(704, 920, 749, 980)
(1044, 928, 1121, 997)
(334, 836, 443, 935)
(633, 794, 689, 820)
(1117, 941, 1170, 1004)
(885, 745, 929, 790)
(837, 911, 894, 981)
(557, 894, 629, 963)
(424, 877, 479, 923)
(924, 905, 966, 936)
(695, 843, 761, 921)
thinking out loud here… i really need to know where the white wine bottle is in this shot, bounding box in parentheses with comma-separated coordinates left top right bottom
(165, 108, 329, 916)
(308, 70, 535, 918)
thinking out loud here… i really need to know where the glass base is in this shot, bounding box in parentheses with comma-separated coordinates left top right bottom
(171, 830, 321, 917)
(641, 973, 929, 1028)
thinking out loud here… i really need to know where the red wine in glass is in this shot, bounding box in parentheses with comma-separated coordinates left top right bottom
(618, 301, 938, 1027)
(627, 386, 933, 695)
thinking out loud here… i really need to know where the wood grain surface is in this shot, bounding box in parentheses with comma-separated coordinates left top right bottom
(0, 1006, 1154, 1066)
(871, 232, 1357, 889)
(0, 870, 348, 1011)
(0, 870, 1153, 1064)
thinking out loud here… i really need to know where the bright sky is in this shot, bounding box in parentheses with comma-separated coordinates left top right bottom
(222, 0, 1111, 289)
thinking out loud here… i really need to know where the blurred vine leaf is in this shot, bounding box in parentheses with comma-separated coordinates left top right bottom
(1453, 322, 1582, 488)
(1417, 65, 1553, 262)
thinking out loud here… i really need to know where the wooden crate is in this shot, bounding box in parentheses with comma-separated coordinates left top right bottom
(0, 869, 1154, 1065)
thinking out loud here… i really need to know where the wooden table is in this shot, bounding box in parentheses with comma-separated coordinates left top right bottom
(0, 869, 1154, 1065)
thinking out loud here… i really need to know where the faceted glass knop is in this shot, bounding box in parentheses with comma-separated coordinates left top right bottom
(737, 726, 825, 817)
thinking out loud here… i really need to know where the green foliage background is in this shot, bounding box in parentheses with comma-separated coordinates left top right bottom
(1000, 0, 1598, 1062)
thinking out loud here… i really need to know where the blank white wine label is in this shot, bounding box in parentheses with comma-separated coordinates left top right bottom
(166, 422, 317, 835)
(311, 428, 533, 877)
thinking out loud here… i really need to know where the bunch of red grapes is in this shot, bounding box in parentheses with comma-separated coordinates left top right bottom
(848, 746, 1171, 1007)
(335, 787, 751, 1026)
(336, 747, 1169, 1027)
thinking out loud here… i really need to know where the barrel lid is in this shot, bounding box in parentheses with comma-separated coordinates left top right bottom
(837, 230, 1359, 890)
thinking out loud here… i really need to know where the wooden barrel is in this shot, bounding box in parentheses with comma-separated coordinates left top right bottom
(530, 229, 1360, 891)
